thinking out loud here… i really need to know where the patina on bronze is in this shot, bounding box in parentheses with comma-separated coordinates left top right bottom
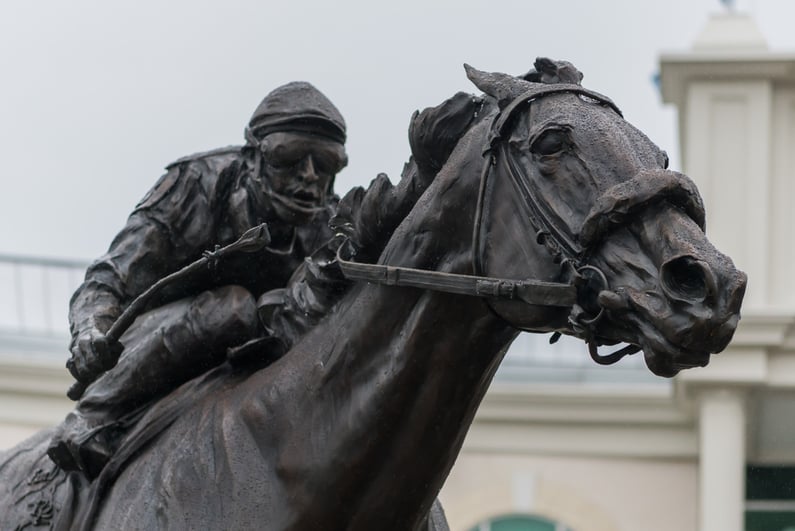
(0, 58, 746, 531)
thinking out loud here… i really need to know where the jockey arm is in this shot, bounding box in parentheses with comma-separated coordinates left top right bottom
(67, 160, 223, 386)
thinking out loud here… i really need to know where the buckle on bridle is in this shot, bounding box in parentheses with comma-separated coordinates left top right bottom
(567, 263, 641, 365)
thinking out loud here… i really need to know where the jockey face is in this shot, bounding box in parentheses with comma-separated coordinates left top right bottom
(257, 131, 347, 224)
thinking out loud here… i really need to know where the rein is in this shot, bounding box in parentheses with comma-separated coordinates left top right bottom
(337, 84, 640, 364)
(336, 240, 576, 307)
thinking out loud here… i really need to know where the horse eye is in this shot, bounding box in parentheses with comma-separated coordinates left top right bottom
(532, 129, 567, 156)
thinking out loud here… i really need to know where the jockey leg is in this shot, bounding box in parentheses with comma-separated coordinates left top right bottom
(47, 285, 258, 478)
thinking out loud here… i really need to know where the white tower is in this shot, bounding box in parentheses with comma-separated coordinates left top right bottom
(661, 11, 795, 531)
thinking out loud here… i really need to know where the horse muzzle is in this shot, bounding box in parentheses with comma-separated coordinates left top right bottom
(597, 251, 747, 377)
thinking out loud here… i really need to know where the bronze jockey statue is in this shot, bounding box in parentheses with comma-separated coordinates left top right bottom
(46, 67, 487, 481)
(47, 81, 349, 478)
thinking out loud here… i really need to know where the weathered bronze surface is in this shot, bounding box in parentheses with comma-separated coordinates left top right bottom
(0, 59, 746, 531)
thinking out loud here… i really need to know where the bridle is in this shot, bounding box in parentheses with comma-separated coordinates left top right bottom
(336, 84, 702, 365)
(473, 84, 639, 364)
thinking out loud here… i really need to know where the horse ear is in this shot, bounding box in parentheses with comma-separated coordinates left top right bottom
(463, 64, 533, 109)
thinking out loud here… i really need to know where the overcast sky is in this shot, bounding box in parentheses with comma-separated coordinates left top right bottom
(1, 0, 792, 260)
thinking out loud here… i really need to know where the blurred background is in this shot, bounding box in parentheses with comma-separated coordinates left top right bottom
(2, 1, 795, 530)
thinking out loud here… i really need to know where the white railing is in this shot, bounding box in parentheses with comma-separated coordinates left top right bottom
(0, 254, 88, 337)
(498, 332, 662, 385)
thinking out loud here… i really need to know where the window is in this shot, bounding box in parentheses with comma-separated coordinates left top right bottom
(468, 514, 574, 531)
(746, 466, 795, 531)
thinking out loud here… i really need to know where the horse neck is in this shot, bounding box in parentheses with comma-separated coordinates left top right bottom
(248, 124, 518, 529)
(330, 145, 518, 526)
(353, 122, 516, 383)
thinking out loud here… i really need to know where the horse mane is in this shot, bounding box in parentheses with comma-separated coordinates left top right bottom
(332, 91, 485, 259)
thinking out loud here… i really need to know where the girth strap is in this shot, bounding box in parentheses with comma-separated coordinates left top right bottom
(336, 244, 576, 307)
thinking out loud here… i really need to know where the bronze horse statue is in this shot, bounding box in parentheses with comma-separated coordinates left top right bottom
(0, 61, 746, 530)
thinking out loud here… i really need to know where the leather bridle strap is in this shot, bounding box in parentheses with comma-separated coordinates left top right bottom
(336, 244, 576, 307)
(487, 84, 622, 148)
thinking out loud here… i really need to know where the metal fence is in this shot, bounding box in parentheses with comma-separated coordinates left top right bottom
(0, 253, 88, 337)
(497, 332, 661, 385)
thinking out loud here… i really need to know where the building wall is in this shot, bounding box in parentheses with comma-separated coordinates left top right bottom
(441, 453, 697, 531)
(438, 365, 697, 531)
(0, 342, 73, 449)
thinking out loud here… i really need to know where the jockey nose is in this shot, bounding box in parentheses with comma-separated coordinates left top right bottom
(659, 255, 716, 304)
(297, 156, 319, 183)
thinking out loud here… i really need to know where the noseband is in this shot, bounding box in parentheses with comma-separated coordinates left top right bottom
(337, 84, 702, 365)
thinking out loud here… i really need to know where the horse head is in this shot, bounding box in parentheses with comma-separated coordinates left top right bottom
(466, 60, 747, 377)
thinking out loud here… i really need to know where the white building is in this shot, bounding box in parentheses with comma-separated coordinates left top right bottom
(2, 11, 794, 531)
(0, 255, 80, 448)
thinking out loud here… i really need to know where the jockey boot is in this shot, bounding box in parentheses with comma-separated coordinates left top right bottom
(47, 410, 129, 480)
(47, 285, 259, 480)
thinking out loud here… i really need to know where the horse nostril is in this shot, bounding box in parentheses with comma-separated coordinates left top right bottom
(660, 256, 714, 303)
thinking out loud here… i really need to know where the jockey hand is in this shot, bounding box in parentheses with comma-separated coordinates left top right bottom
(66, 327, 122, 386)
